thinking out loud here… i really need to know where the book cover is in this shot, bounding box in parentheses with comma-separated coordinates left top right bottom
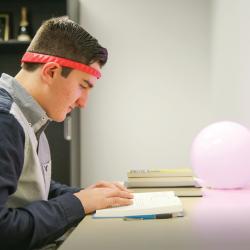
(127, 168, 193, 178)
(125, 176, 197, 188)
(93, 191, 183, 218)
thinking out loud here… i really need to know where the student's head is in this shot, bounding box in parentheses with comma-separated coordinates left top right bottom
(20, 16, 108, 122)
(23, 16, 108, 75)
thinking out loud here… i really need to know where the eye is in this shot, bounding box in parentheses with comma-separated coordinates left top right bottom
(80, 80, 93, 89)
(80, 82, 89, 89)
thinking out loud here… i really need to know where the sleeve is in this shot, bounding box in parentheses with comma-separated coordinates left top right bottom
(49, 180, 82, 199)
(0, 112, 85, 250)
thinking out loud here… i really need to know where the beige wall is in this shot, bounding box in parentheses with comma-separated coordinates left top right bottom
(79, 0, 213, 186)
(211, 0, 250, 126)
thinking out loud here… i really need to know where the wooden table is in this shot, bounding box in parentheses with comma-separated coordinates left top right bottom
(59, 188, 250, 250)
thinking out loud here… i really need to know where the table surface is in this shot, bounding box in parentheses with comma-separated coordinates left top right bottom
(59, 188, 250, 250)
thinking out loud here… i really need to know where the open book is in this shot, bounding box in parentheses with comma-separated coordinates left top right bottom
(93, 191, 183, 218)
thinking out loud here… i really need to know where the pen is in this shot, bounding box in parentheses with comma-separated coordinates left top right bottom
(123, 213, 174, 221)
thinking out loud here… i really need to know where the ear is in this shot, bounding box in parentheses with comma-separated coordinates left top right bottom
(40, 62, 61, 84)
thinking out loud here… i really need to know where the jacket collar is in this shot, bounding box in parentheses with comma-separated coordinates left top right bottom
(0, 73, 51, 134)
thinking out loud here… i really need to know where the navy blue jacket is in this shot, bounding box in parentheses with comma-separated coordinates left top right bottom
(0, 74, 85, 250)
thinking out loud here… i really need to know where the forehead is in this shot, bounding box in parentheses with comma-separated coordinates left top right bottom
(71, 62, 101, 81)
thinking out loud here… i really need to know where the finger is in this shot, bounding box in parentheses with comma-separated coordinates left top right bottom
(86, 181, 131, 193)
(107, 197, 133, 208)
(107, 189, 134, 199)
(94, 181, 129, 193)
(112, 182, 132, 192)
(93, 181, 116, 189)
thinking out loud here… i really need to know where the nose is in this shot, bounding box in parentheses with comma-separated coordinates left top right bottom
(76, 90, 89, 108)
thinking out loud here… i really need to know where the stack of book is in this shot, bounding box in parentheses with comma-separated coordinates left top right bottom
(125, 168, 202, 197)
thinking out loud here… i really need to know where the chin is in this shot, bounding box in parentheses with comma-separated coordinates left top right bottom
(55, 118, 66, 122)
(49, 113, 67, 122)
(57, 115, 67, 122)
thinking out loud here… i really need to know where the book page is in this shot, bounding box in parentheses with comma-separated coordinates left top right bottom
(126, 191, 175, 210)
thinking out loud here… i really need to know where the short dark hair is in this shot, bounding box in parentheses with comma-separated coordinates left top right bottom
(22, 16, 108, 77)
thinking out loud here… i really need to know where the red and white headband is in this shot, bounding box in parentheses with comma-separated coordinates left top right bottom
(21, 52, 101, 79)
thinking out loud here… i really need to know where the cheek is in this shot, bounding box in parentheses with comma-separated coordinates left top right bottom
(64, 88, 81, 100)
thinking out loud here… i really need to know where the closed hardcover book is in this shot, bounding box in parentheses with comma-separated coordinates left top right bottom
(127, 168, 193, 178)
(93, 191, 183, 218)
(129, 187, 202, 197)
(125, 176, 197, 188)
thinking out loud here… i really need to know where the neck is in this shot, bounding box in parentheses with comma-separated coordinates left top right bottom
(15, 69, 38, 91)
(15, 69, 45, 109)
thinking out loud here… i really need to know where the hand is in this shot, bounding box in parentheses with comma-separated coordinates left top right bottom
(85, 180, 132, 193)
(74, 182, 134, 214)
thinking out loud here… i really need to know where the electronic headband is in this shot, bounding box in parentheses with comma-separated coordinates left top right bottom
(21, 52, 101, 79)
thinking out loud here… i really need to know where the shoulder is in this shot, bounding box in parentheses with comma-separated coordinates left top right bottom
(0, 88, 25, 144)
(0, 87, 25, 136)
(0, 87, 23, 132)
(0, 88, 13, 113)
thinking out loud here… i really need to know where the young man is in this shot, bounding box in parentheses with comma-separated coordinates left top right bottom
(0, 16, 133, 250)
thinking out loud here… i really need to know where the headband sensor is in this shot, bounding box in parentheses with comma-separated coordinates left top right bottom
(21, 52, 101, 79)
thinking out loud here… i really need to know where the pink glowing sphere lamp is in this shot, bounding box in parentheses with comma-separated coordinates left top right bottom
(191, 121, 250, 189)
